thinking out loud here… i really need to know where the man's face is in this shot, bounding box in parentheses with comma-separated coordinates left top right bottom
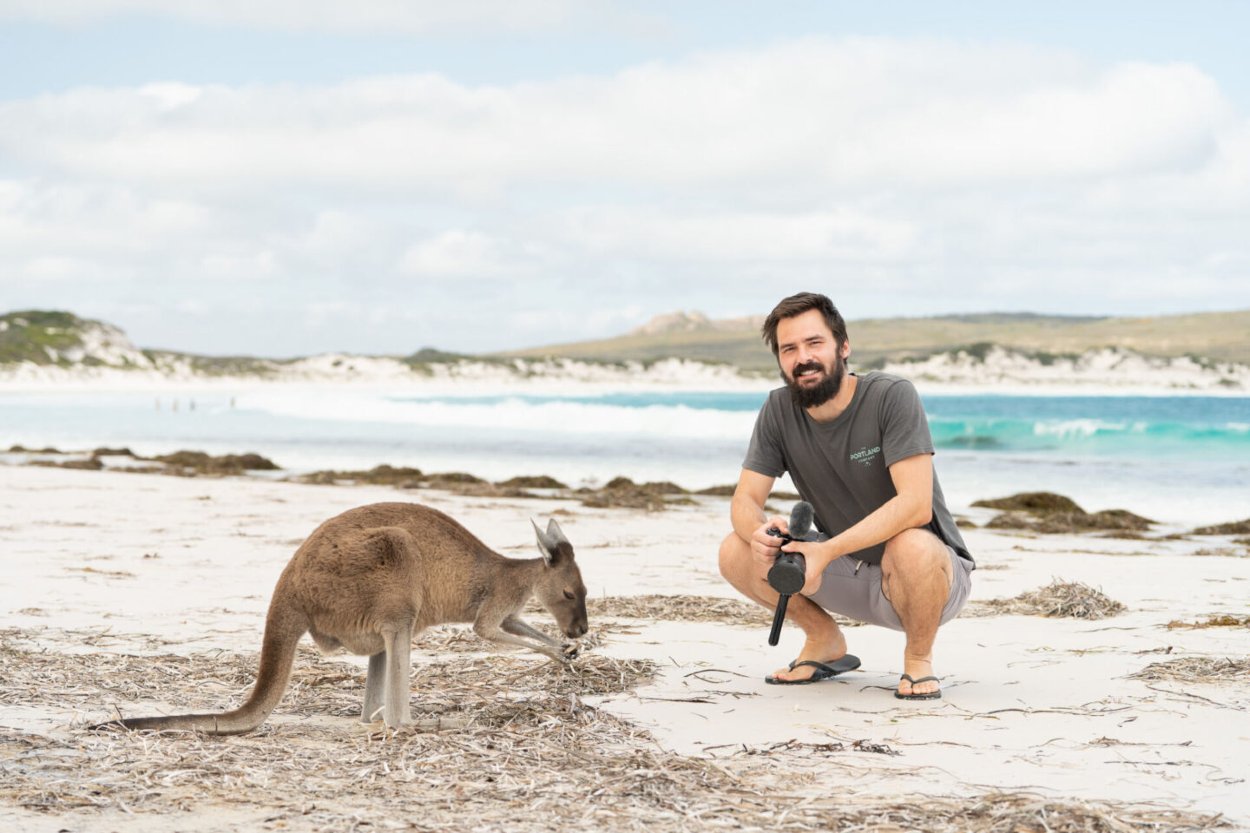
(775, 308, 848, 408)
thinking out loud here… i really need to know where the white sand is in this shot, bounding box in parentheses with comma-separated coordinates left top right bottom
(1, 464, 1247, 829)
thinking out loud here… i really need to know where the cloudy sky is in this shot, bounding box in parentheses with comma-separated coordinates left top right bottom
(2, 1, 1248, 357)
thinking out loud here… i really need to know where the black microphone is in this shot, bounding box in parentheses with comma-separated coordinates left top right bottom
(789, 500, 814, 539)
(766, 501, 815, 646)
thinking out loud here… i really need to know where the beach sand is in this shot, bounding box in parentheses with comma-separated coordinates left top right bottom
(1, 463, 1247, 831)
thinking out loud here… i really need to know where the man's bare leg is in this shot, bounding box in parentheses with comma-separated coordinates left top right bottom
(880, 528, 954, 697)
(718, 532, 848, 682)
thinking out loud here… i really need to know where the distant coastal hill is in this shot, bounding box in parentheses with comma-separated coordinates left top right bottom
(0, 309, 749, 388)
(505, 309, 1250, 374)
(2, 308, 1249, 392)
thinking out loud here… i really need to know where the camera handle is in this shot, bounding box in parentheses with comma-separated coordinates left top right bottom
(765, 533, 807, 646)
(765, 501, 815, 646)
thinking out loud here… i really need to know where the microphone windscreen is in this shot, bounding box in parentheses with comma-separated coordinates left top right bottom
(789, 501, 814, 539)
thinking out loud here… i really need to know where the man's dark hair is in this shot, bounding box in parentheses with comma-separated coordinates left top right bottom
(761, 292, 848, 357)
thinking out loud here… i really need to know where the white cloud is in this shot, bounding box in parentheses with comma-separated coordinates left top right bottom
(0, 180, 213, 257)
(561, 206, 916, 262)
(0, 0, 625, 34)
(0, 40, 1234, 194)
(400, 230, 544, 278)
(1, 36, 1248, 354)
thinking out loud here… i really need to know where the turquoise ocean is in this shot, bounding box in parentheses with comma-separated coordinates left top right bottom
(1, 388, 1247, 527)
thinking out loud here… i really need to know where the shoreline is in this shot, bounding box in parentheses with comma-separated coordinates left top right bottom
(2, 351, 1249, 398)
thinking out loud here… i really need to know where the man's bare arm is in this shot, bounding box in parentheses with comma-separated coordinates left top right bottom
(732, 468, 802, 574)
(730, 467, 775, 539)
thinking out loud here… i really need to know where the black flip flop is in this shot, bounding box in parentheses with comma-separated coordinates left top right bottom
(764, 654, 861, 685)
(895, 674, 942, 700)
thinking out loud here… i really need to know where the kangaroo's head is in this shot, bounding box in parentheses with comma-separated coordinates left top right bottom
(531, 518, 588, 639)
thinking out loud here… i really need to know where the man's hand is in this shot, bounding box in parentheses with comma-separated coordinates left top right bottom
(749, 517, 790, 575)
(775, 538, 837, 596)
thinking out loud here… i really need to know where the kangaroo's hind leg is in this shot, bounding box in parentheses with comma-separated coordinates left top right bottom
(361, 651, 386, 723)
(380, 621, 413, 728)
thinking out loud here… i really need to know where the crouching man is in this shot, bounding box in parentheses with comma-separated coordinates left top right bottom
(719, 292, 975, 699)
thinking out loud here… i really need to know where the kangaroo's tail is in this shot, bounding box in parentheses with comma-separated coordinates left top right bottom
(93, 599, 308, 736)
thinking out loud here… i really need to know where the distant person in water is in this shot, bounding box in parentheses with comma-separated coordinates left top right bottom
(718, 292, 975, 699)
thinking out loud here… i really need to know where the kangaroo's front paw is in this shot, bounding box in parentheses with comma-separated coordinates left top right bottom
(561, 641, 581, 661)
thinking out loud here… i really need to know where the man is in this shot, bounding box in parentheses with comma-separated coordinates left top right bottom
(719, 292, 974, 699)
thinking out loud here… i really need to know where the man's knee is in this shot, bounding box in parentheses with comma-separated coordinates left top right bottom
(718, 532, 750, 580)
(882, 528, 949, 576)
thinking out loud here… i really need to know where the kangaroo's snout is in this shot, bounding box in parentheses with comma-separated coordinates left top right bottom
(533, 516, 590, 644)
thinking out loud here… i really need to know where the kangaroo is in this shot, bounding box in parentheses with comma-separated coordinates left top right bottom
(93, 501, 588, 734)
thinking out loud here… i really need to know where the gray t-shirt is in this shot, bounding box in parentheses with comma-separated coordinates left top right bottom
(743, 371, 973, 567)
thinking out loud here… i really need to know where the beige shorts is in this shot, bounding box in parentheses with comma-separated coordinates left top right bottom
(805, 537, 974, 632)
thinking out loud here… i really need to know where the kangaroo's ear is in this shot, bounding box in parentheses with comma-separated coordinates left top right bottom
(532, 518, 558, 565)
(545, 518, 570, 547)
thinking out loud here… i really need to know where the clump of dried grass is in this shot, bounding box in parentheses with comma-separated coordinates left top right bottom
(152, 450, 280, 475)
(583, 594, 863, 628)
(576, 477, 697, 511)
(967, 580, 1126, 620)
(291, 466, 710, 510)
(1131, 657, 1250, 683)
(0, 628, 1231, 832)
(1192, 518, 1250, 535)
(0, 628, 648, 721)
(975, 492, 1155, 535)
(1166, 614, 1250, 630)
(590, 594, 769, 626)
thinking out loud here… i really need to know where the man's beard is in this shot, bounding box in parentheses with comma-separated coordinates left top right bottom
(784, 353, 845, 409)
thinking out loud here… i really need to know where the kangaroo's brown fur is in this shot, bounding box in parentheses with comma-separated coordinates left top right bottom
(94, 502, 588, 734)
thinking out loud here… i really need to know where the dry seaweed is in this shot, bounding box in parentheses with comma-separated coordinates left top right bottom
(1192, 518, 1250, 535)
(496, 475, 569, 489)
(294, 464, 425, 486)
(0, 630, 1229, 832)
(29, 457, 104, 470)
(967, 580, 1126, 620)
(291, 466, 552, 499)
(1130, 656, 1250, 683)
(977, 492, 1154, 534)
(986, 509, 1154, 534)
(13, 448, 719, 512)
(577, 478, 698, 511)
(22, 448, 284, 477)
(290, 466, 710, 509)
(92, 446, 137, 456)
(581, 593, 862, 628)
(973, 491, 1086, 513)
(153, 450, 280, 474)
(1166, 614, 1250, 630)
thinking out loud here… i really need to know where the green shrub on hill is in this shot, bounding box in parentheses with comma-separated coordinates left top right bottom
(0, 310, 91, 365)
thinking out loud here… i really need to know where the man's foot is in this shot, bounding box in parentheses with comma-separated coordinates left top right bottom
(896, 658, 941, 699)
(895, 674, 941, 700)
(765, 655, 861, 685)
(766, 631, 850, 683)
